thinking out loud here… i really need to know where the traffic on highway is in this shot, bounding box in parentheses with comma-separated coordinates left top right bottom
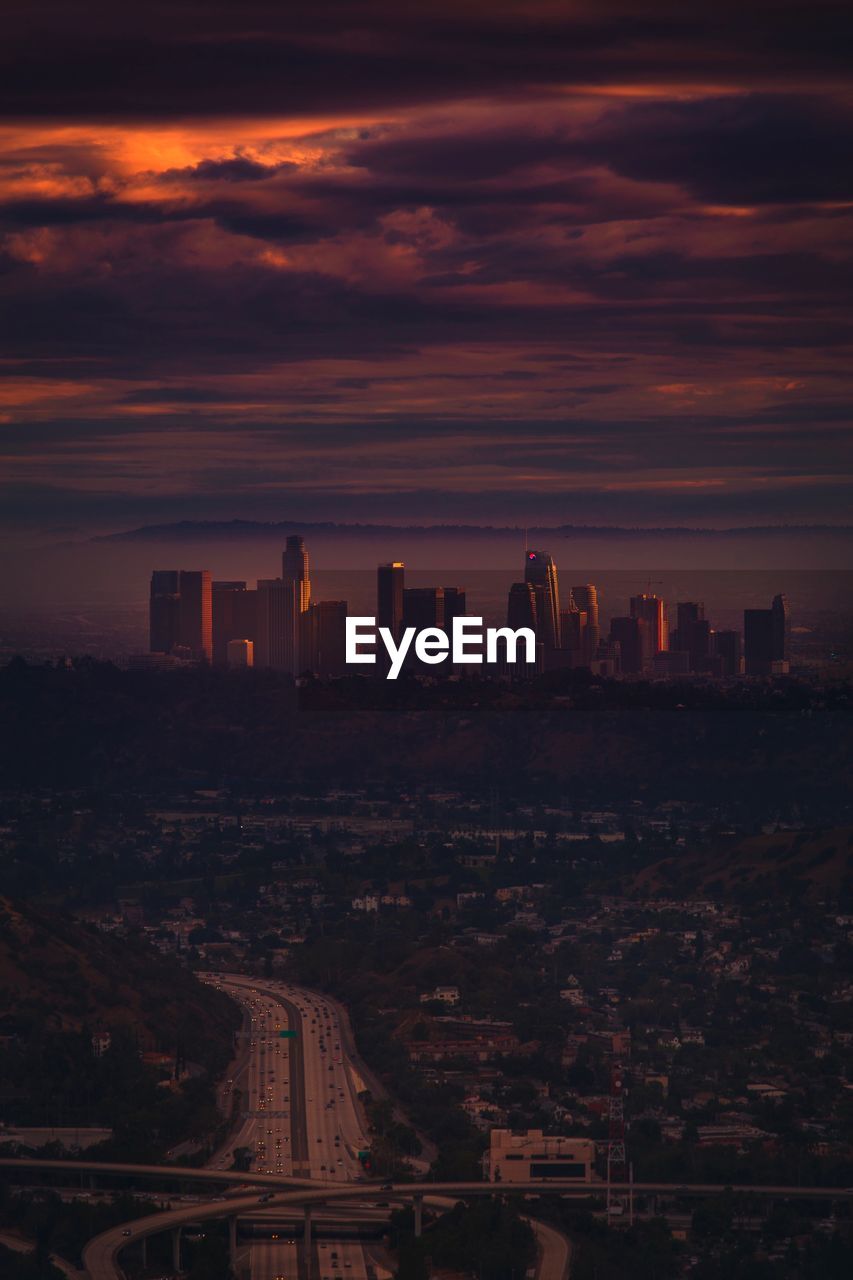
(202, 974, 373, 1280)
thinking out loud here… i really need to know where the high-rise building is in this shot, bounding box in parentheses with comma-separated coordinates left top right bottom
(714, 629, 743, 677)
(402, 587, 445, 631)
(442, 586, 467, 626)
(524, 550, 560, 649)
(256, 578, 300, 673)
(302, 600, 349, 677)
(559, 601, 587, 661)
(149, 570, 180, 654)
(772, 593, 790, 664)
(572, 584, 600, 663)
(177, 570, 213, 661)
(672, 601, 712, 671)
(212, 580, 257, 666)
(283, 535, 311, 614)
(744, 596, 789, 676)
(674, 601, 703, 646)
(226, 638, 254, 668)
(377, 562, 405, 639)
(609, 616, 644, 674)
(629, 593, 668, 670)
(507, 581, 537, 632)
(150, 569, 211, 660)
(744, 608, 774, 675)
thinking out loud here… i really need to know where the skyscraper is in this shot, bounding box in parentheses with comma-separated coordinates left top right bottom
(629, 593, 668, 670)
(609, 616, 644, 674)
(674, 603, 711, 671)
(714, 629, 743, 677)
(442, 586, 467, 628)
(177, 570, 213, 661)
(772, 593, 790, 665)
(302, 600, 349, 677)
(377, 562, 405, 639)
(524, 550, 560, 649)
(744, 595, 790, 676)
(402, 587, 445, 631)
(283, 534, 311, 613)
(744, 608, 774, 675)
(507, 581, 537, 632)
(674, 601, 703, 647)
(149, 570, 180, 654)
(572, 583, 600, 663)
(559, 599, 587, 662)
(256, 577, 300, 673)
(149, 569, 211, 660)
(212, 580, 257, 666)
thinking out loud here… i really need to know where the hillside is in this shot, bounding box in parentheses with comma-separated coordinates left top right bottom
(629, 827, 853, 900)
(0, 896, 240, 1146)
(0, 896, 237, 1055)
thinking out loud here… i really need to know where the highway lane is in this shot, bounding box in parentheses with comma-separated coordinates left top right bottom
(201, 974, 373, 1279)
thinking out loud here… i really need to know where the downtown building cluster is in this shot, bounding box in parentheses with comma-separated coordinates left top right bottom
(147, 537, 790, 679)
(507, 550, 790, 679)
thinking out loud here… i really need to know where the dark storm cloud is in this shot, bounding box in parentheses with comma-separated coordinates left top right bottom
(583, 94, 853, 204)
(1, 2, 851, 120)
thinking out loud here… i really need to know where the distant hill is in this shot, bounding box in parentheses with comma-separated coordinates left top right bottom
(0, 896, 237, 1059)
(629, 827, 853, 901)
(93, 519, 853, 543)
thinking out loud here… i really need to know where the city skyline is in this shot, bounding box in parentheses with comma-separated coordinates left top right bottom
(146, 535, 787, 678)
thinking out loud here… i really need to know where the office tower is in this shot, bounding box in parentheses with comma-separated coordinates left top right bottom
(744, 595, 790, 675)
(674, 601, 703, 648)
(713, 631, 741, 677)
(256, 578, 300, 673)
(303, 600, 349, 677)
(610, 616, 644, 674)
(149, 570, 180, 654)
(507, 581, 537, 632)
(772, 593, 790, 664)
(629, 593, 668, 670)
(403, 586, 445, 630)
(524, 550, 560, 649)
(377, 562, 405, 639)
(283, 534, 311, 613)
(212, 580, 257, 666)
(744, 608, 774, 675)
(442, 587, 467, 628)
(559, 601, 587, 662)
(226, 638, 254, 668)
(177, 570, 213, 661)
(673, 603, 710, 671)
(572, 583, 600, 662)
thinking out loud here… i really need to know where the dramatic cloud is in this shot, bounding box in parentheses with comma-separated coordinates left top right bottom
(0, 1, 851, 530)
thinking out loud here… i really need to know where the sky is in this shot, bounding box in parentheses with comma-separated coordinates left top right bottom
(1, 1, 852, 536)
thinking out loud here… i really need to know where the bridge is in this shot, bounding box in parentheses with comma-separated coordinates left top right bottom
(1, 1159, 849, 1280)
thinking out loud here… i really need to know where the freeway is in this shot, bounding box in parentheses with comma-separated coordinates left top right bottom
(200, 974, 374, 1280)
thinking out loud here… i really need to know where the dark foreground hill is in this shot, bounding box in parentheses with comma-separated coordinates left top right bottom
(630, 826, 853, 901)
(0, 895, 236, 1048)
(0, 660, 850, 825)
(0, 896, 239, 1146)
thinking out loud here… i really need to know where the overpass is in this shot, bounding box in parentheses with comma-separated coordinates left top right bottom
(6, 1167, 824, 1280)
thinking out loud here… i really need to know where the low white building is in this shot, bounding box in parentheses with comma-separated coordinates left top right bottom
(488, 1129, 595, 1183)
